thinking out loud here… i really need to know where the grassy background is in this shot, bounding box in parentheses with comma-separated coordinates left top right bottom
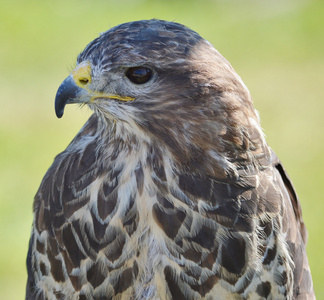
(1, 0, 323, 298)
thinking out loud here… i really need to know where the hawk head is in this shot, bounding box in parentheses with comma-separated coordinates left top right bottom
(55, 19, 267, 178)
(27, 20, 314, 300)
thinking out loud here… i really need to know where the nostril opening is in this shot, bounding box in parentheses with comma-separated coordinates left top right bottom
(79, 78, 89, 85)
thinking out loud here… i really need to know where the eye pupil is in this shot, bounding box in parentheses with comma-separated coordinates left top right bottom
(126, 67, 152, 84)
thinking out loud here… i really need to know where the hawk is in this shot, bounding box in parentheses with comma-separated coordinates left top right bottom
(26, 19, 315, 299)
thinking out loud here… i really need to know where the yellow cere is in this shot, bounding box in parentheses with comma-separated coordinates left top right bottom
(71, 61, 135, 102)
(71, 61, 92, 88)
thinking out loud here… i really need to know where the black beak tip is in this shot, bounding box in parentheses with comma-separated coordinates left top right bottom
(55, 93, 66, 118)
(55, 108, 64, 118)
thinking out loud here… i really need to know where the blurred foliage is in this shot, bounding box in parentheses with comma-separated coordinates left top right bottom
(0, 0, 323, 298)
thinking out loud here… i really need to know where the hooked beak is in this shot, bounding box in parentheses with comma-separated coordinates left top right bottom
(55, 75, 90, 118)
(54, 61, 135, 118)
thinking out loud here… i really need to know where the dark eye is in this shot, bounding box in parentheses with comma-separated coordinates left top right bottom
(126, 67, 152, 84)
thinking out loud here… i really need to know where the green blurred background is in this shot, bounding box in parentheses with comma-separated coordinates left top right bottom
(1, 0, 323, 298)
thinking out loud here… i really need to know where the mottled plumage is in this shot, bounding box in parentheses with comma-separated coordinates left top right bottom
(26, 19, 314, 299)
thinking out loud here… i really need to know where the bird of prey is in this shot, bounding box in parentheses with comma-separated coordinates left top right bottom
(26, 19, 314, 299)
